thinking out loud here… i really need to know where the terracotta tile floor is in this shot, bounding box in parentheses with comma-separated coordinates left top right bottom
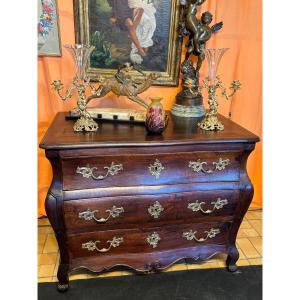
(38, 209, 262, 283)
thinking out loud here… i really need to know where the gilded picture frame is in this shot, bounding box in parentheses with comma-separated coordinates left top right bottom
(38, 0, 62, 56)
(73, 0, 182, 86)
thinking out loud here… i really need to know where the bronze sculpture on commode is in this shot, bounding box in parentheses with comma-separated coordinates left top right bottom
(92, 62, 160, 110)
(172, 0, 223, 118)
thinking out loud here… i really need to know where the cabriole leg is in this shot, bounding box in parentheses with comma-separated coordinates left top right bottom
(226, 245, 239, 272)
(57, 264, 69, 292)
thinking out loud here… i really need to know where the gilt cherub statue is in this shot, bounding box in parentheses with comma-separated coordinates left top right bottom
(172, 0, 223, 118)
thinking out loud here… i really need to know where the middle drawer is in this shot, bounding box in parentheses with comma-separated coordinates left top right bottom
(64, 190, 240, 232)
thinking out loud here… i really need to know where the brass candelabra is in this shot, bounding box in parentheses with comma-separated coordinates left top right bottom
(198, 48, 241, 131)
(51, 44, 107, 132)
(198, 76, 241, 131)
(51, 76, 105, 132)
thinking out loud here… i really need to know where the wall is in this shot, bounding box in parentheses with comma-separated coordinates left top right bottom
(38, 0, 262, 216)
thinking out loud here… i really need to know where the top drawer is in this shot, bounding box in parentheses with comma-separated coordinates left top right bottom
(62, 152, 241, 191)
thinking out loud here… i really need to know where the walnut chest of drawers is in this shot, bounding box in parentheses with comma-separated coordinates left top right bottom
(40, 112, 259, 292)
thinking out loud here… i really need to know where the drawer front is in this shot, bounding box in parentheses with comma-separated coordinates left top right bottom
(64, 194, 176, 231)
(63, 190, 239, 232)
(62, 152, 241, 191)
(67, 222, 231, 259)
(177, 190, 240, 220)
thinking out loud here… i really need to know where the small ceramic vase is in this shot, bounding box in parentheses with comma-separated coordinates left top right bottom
(145, 97, 168, 134)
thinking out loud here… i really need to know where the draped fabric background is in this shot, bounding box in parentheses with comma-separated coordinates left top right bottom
(38, 0, 262, 217)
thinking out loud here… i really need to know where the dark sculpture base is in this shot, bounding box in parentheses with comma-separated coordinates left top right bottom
(175, 93, 203, 107)
(171, 93, 205, 118)
(172, 114, 204, 134)
(171, 104, 205, 118)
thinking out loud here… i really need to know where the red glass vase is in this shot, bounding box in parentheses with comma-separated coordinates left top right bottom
(145, 97, 168, 134)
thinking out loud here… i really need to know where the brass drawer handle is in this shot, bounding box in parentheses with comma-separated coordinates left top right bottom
(182, 228, 220, 243)
(187, 198, 228, 214)
(148, 201, 164, 219)
(146, 232, 161, 248)
(149, 159, 165, 179)
(78, 206, 124, 223)
(188, 158, 230, 174)
(76, 162, 123, 180)
(82, 237, 123, 253)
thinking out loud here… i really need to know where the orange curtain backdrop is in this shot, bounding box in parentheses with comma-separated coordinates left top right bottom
(38, 0, 262, 217)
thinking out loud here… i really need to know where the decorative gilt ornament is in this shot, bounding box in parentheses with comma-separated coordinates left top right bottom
(148, 201, 164, 219)
(148, 159, 165, 179)
(82, 237, 124, 253)
(76, 162, 123, 180)
(78, 206, 124, 223)
(188, 158, 230, 174)
(182, 228, 220, 243)
(187, 198, 228, 214)
(146, 232, 161, 248)
(95, 62, 160, 110)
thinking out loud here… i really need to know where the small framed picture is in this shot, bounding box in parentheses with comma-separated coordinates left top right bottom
(38, 0, 62, 56)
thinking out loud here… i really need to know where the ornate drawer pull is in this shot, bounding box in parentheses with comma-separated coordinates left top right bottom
(82, 237, 123, 253)
(187, 198, 228, 214)
(188, 158, 230, 174)
(78, 206, 124, 223)
(146, 232, 161, 248)
(148, 201, 164, 219)
(149, 159, 165, 179)
(76, 162, 123, 180)
(182, 228, 220, 243)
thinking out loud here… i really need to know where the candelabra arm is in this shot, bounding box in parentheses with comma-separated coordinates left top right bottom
(220, 80, 241, 100)
(51, 79, 76, 102)
(219, 80, 241, 119)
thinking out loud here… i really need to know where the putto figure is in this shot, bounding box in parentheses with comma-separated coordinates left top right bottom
(184, 11, 223, 72)
(180, 0, 206, 55)
(107, 0, 157, 64)
(171, 0, 223, 118)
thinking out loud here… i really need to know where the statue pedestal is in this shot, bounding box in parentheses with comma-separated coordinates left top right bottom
(171, 93, 205, 118)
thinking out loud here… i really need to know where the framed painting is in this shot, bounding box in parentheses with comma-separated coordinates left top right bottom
(38, 0, 62, 56)
(74, 0, 182, 86)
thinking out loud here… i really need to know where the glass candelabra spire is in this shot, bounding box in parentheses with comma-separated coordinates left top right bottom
(205, 48, 229, 84)
(198, 48, 241, 131)
(64, 44, 95, 81)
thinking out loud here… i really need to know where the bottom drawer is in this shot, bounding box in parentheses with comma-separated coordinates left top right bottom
(67, 221, 232, 259)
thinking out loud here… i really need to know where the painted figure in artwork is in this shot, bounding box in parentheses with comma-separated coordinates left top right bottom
(128, 0, 157, 64)
(108, 0, 157, 64)
(108, 0, 145, 57)
(88, 0, 171, 72)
